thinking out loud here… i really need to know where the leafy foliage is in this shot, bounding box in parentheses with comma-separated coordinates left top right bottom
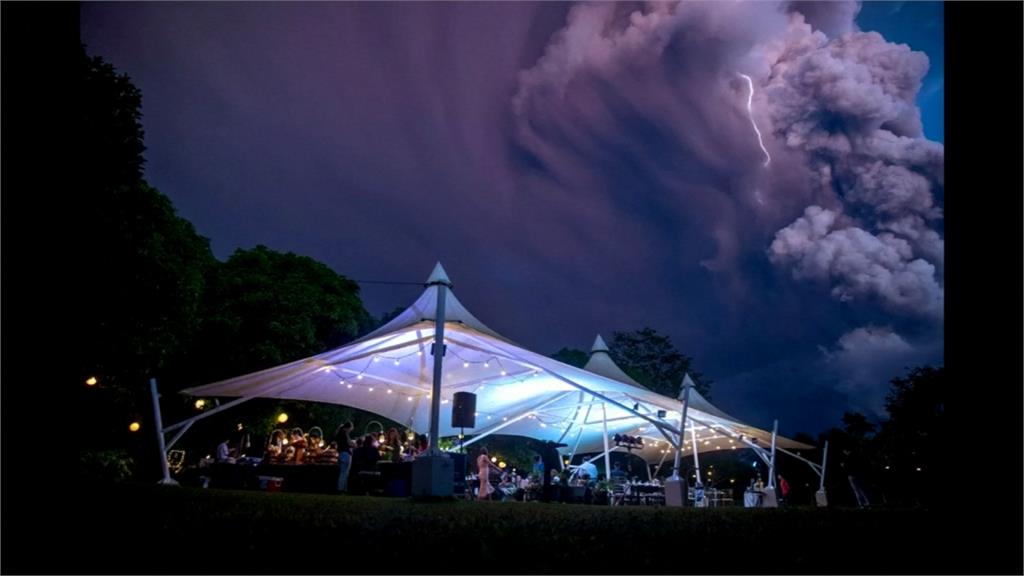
(187, 245, 372, 384)
(609, 327, 712, 398)
(549, 347, 588, 368)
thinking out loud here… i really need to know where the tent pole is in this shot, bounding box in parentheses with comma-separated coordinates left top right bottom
(163, 396, 253, 434)
(670, 381, 692, 480)
(555, 392, 585, 444)
(567, 402, 593, 464)
(690, 426, 701, 485)
(427, 279, 449, 455)
(165, 420, 193, 451)
(761, 419, 779, 507)
(652, 450, 669, 479)
(815, 440, 829, 507)
(819, 440, 829, 491)
(601, 402, 611, 504)
(149, 378, 178, 486)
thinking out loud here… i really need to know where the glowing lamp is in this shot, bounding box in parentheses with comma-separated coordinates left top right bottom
(490, 456, 497, 463)
(276, 413, 288, 424)
(195, 399, 206, 410)
(379, 435, 386, 444)
(85, 376, 98, 386)
(498, 462, 507, 469)
(128, 421, 141, 432)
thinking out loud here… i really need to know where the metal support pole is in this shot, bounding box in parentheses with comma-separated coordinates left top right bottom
(149, 378, 178, 486)
(601, 402, 611, 504)
(815, 440, 829, 507)
(690, 426, 705, 507)
(165, 420, 194, 451)
(670, 382, 692, 480)
(162, 396, 253, 434)
(819, 440, 829, 491)
(652, 450, 669, 479)
(768, 419, 778, 489)
(427, 281, 449, 455)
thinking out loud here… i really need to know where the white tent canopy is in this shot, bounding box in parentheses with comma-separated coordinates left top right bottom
(181, 263, 810, 464)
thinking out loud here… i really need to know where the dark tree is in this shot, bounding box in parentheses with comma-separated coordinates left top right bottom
(609, 328, 712, 398)
(188, 245, 373, 384)
(378, 306, 406, 327)
(74, 49, 217, 389)
(550, 347, 589, 368)
(873, 366, 945, 506)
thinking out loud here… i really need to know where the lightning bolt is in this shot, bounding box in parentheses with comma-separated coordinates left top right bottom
(739, 73, 771, 168)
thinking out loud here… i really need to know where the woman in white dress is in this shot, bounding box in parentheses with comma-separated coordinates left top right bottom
(476, 448, 500, 501)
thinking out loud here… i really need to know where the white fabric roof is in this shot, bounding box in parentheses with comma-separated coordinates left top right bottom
(182, 263, 809, 463)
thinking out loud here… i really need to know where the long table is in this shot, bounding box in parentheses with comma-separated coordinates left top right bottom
(187, 456, 464, 496)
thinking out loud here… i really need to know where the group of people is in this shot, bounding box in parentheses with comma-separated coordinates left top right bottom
(334, 421, 430, 493)
(262, 427, 338, 465)
(473, 448, 542, 501)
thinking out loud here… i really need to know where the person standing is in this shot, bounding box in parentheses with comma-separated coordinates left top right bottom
(777, 474, 790, 505)
(334, 421, 354, 493)
(383, 427, 402, 463)
(531, 455, 545, 482)
(476, 448, 500, 501)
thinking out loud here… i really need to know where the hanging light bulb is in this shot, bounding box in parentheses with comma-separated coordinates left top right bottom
(85, 376, 98, 387)
(357, 374, 364, 380)
(373, 356, 380, 363)
(463, 362, 469, 368)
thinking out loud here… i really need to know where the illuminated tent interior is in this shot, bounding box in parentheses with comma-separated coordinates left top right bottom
(179, 263, 811, 470)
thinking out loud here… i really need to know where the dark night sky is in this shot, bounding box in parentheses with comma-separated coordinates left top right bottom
(80, 1, 944, 435)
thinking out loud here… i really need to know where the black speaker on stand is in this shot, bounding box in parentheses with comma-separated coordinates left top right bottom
(451, 392, 476, 429)
(451, 392, 476, 496)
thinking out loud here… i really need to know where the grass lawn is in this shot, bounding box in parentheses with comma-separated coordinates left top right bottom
(4, 483, 1008, 574)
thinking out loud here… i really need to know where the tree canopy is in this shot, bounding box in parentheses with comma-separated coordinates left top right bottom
(186, 245, 373, 384)
(609, 328, 712, 398)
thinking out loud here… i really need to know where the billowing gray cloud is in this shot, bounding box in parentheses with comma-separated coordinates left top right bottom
(785, 1, 863, 38)
(770, 206, 943, 318)
(80, 1, 943, 433)
(512, 1, 943, 319)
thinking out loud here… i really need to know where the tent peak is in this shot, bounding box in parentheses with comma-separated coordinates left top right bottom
(590, 334, 610, 354)
(426, 262, 452, 286)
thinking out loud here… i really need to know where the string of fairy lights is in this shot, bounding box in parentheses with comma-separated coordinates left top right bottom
(313, 341, 544, 423)
(310, 342, 754, 453)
